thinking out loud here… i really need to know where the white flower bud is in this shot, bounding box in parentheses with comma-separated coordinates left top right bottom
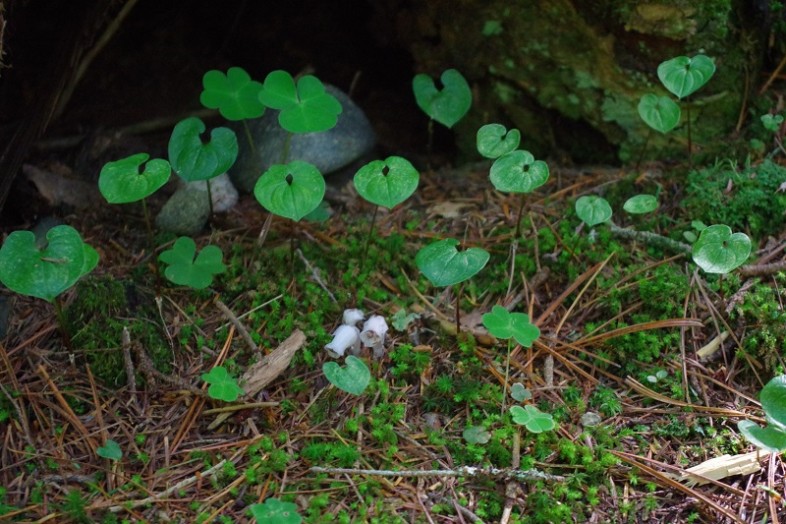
(325, 324, 360, 358)
(360, 315, 388, 358)
(342, 308, 365, 327)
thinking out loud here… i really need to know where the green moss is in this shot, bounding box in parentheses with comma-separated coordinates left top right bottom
(681, 158, 786, 240)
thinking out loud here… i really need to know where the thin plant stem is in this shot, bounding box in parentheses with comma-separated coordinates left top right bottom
(54, 297, 74, 352)
(686, 102, 692, 167)
(241, 119, 255, 151)
(281, 132, 292, 163)
(634, 128, 652, 172)
(513, 193, 526, 240)
(289, 229, 296, 282)
(455, 282, 465, 334)
(426, 119, 434, 169)
(141, 197, 154, 247)
(502, 338, 512, 415)
(360, 205, 379, 272)
(206, 179, 214, 217)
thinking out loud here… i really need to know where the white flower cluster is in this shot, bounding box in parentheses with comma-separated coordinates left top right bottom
(325, 308, 389, 359)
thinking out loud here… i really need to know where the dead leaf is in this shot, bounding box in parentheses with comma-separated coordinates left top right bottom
(428, 201, 473, 218)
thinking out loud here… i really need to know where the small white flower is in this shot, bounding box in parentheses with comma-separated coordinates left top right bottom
(360, 315, 388, 358)
(325, 324, 361, 357)
(342, 308, 365, 327)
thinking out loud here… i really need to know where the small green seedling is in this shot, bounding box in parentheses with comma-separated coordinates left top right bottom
(637, 94, 680, 134)
(482, 305, 540, 413)
(322, 355, 371, 395)
(575, 195, 612, 227)
(158, 236, 226, 289)
(0, 224, 98, 303)
(761, 113, 786, 157)
(738, 374, 786, 452)
(97, 439, 123, 461)
(509, 405, 555, 433)
(254, 161, 326, 222)
(623, 194, 658, 215)
(391, 309, 420, 331)
(412, 68, 472, 129)
(200, 67, 265, 122)
(416, 238, 489, 333)
(249, 498, 303, 524)
(462, 426, 491, 445)
(201, 366, 244, 402)
(168, 116, 239, 216)
(476, 123, 521, 159)
(354, 155, 419, 267)
(200, 66, 265, 151)
(99, 153, 172, 242)
(258, 70, 342, 135)
(510, 383, 532, 402)
(683, 219, 708, 244)
(691, 224, 751, 274)
(646, 369, 669, 384)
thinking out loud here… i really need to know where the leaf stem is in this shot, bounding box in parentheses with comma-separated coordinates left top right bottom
(454, 282, 465, 334)
(241, 119, 255, 151)
(206, 179, 214, 218)
(282, 132, 292, 164)
(54, 297, 74, 353)
(360, 205, 379, 272)
(502, 338, 512, 415)
(634, 128, 652, 172)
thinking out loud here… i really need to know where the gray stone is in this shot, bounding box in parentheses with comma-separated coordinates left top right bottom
(184, 173, 238, 212)
(231, 85, 376, 193)
(155, 187, 211, 236)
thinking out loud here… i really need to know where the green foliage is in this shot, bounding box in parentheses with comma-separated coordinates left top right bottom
(168, 116, 238, 182)
(482, 305, 540, 346)
(158, 237, 226, 289)
(463, 426, 492, 444)
(416, 238, 489, 287)
(511, 383, 532, 402)
(353, 156, 419, 209)
(201, 366, 244, 402)
(575, 195, 612, 226)
(389, 343, 430, 380)
(412, 69, 472, 128)
(200, 67, 265, 120)
(509, 405, 556, 433)
(61, 489, 90, 523)
(681, 159, 786, 239)
(489, 150, 549, 193)
(761, 113, 784, 133)
(98, 153, 171, 204)
(691, 224, 751, 274)
(254, 161, 325, 221)
(97, 439, 122, 461)
(623, 194, 658, 214)
(637, 94, 680, 133)
(323, 356, 371, 395)
(476, 123, 520, 159)
(301, 441, 360, 467)
(738, 375, 786, 452)
(249, 497, 302, 524)
(259, 70, 342, 133)
(657, 55, 716, 100)
(0, 225, 98, 302)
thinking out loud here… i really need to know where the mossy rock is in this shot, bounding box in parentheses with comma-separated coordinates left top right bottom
(391, 0, 761, 163)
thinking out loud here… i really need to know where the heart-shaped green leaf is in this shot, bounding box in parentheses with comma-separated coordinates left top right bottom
(761, 375, 786, 431)
(761, 114, 784, 133)
(416, 238, 489, 287)
(168, 117, 238, 182)
(201, 366, 244, 402)
(462, 426, 491, 444)
(97, 439, 123, 461)
(691, 224, 751, 274)
(510, 383, 532, 402)
(353, 156, 419, 209)
(738, 420, 786, 452)
(99, 153, 171, 204)
(489, 150, 549, 193)
(623, 194, 658, 214)
(576, 195, 612, 226)
(200, 67, 265, 121)
(482, 305, 540, 346)
(159, 237, 226, 289)
(657, 55, 716, 99)
(322, 355, 370, 395)
(476, 124, 521, 159)
(254, 161, 325, 221)
(249, 498, 302, 524)
(637, 94, 680, 134)
(412, 69, 472, 128)
(258, 70, 342, 133)
(0, 225, 98, 302)
(510, 405, 555, 433)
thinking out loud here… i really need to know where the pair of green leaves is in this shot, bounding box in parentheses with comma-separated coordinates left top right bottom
(575, 194, 658, 227)
(201, 67, 342, 134)
(0, 225, 98, 302)
(159, 237, 226, 289)
(201, 365, 244, 402)
(250, 498, 302, 524)
(254, 161, 325, 222)
(482, 305, 539, 347)
(354, 156, 419, 210)
(99, 153, 171, 204)
(691, 224, 751, 274)
(323, 356, 371, 396)
(413, 69, 472, 128)
(739, 375, 786, 452)
(476, 124, 549, 194)
(638, 54, 716, 134)
(416, 238, 489, 288)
